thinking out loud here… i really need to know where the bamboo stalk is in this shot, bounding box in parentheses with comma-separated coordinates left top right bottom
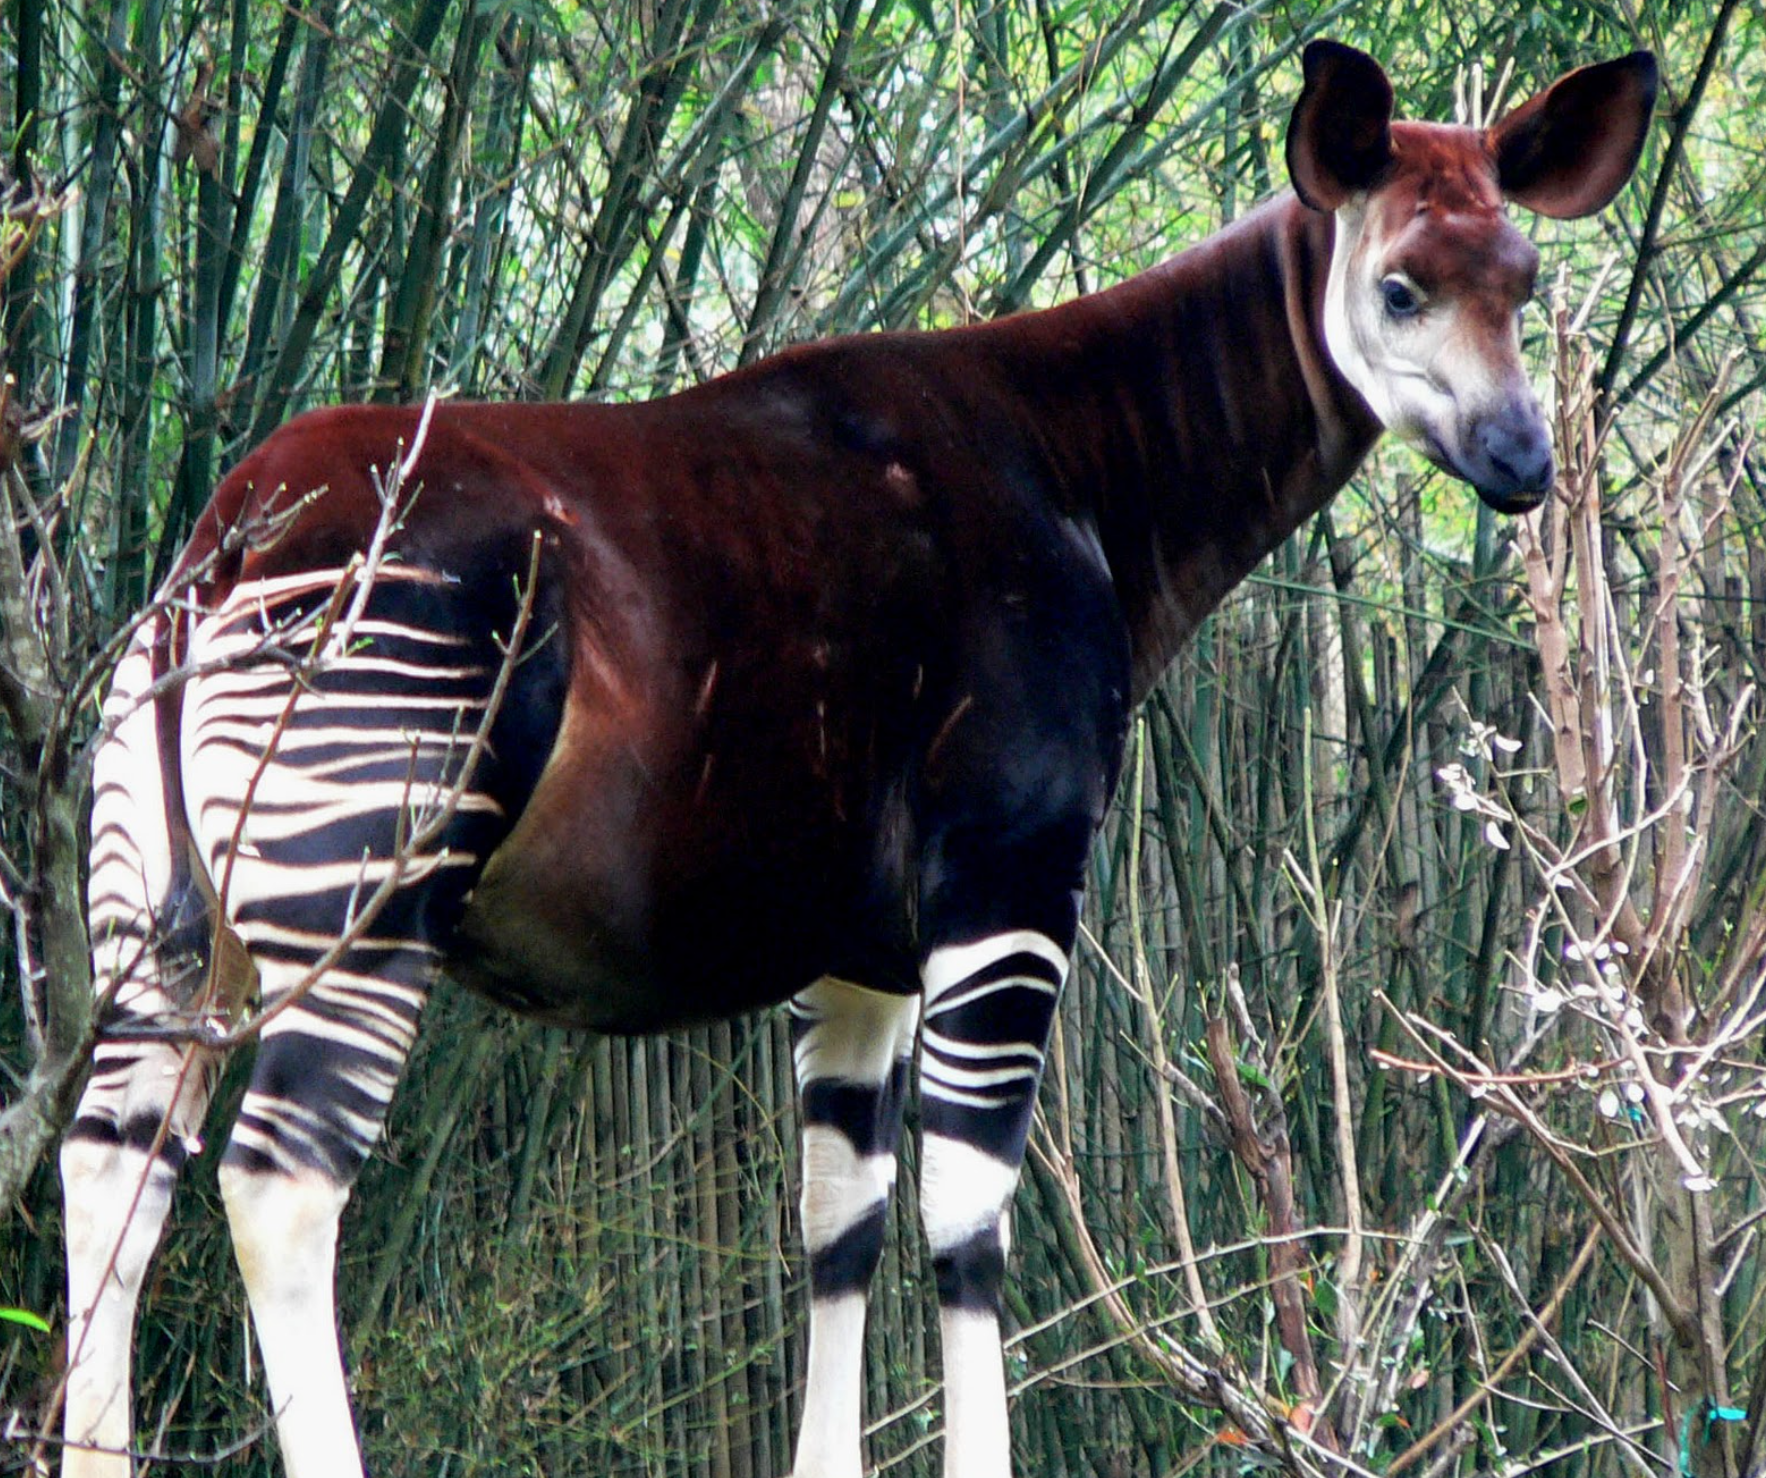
(738, 0, 865, 363)
(3, 0, 47, 380)
(228, 0, 336, 473)
(50, 0, 132, 489)
(247, 0, 455, 444)
(536, 0, 712, 398)
(379, 0, 488, 401)
(448, 15, 532, 391)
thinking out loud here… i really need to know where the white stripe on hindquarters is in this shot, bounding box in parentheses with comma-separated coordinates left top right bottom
(85, 631, 179, 1015)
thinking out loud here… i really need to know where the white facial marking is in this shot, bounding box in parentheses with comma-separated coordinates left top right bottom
(1322, 199, 1527, 483)
(1325, 201, 1437, 432)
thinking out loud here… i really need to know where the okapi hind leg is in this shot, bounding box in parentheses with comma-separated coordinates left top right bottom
(174, 561, 555, 1478)
(787, 978, 920, 1478)
(215, 947, 436, 1478)
(62, 622, 217, 1478)
(61, 1037, 215, 1478)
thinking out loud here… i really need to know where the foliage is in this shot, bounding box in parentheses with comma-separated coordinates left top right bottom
(1, 1, 1763, 1474)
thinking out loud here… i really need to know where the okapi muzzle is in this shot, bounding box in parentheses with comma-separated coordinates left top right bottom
(1291, 40, 1658, 514)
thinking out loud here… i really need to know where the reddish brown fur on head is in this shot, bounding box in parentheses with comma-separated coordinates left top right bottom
(1287, 40, 1658, 511)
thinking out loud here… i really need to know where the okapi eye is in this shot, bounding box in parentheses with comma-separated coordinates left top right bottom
(1381, 276, 1421, 318)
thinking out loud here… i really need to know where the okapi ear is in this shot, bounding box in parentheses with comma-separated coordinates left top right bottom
(1287, 40, 1395, 212)
(1489, 52, 1658, 219)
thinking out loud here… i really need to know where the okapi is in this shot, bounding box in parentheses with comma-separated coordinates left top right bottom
(61, 38, 1655, 1478)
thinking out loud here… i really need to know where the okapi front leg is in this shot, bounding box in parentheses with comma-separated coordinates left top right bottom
(788, 978, 919, 1478)
(918, 931, 1068, 1478)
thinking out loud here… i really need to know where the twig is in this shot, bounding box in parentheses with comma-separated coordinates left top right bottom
(1120, 718, 1223, 1353)
(1376, 997, 1695, 1340)
(1385, 1221, 1604, 1475)
(328, 388, 438, 659)
(1367, 1049, 1621, 1087)
(1203, 1012, 1325, 1420)
(1288, 794, 1365, 1417)
(1023, 1121, 1344, 1476)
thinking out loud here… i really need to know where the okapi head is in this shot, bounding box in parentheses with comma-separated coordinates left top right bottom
(1289, 40, 1658, 512)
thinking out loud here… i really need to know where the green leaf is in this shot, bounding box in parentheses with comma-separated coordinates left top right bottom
(0, 1307, 51, 1335)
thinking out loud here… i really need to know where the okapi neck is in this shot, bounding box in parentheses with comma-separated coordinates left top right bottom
(969, 193, 1383, 699)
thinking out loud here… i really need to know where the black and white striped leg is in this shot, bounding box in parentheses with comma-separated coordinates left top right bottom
(214, 946, 433, 1478)
(62, 1036, 213, 1478)
(788, 977, 920, 1478)
(63, 622, 216, 1478)
(918, 930, 1068, 1478)
(176, 570, 509, 1478)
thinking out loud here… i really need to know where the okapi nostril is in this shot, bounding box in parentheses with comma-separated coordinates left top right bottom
(1478, 418, 1554, 495)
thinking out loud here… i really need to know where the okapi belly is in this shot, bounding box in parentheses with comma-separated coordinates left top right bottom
(450, 811, 918, 1033)
(447, 879, 884, 1033)
(445, 900, 663, 1031)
